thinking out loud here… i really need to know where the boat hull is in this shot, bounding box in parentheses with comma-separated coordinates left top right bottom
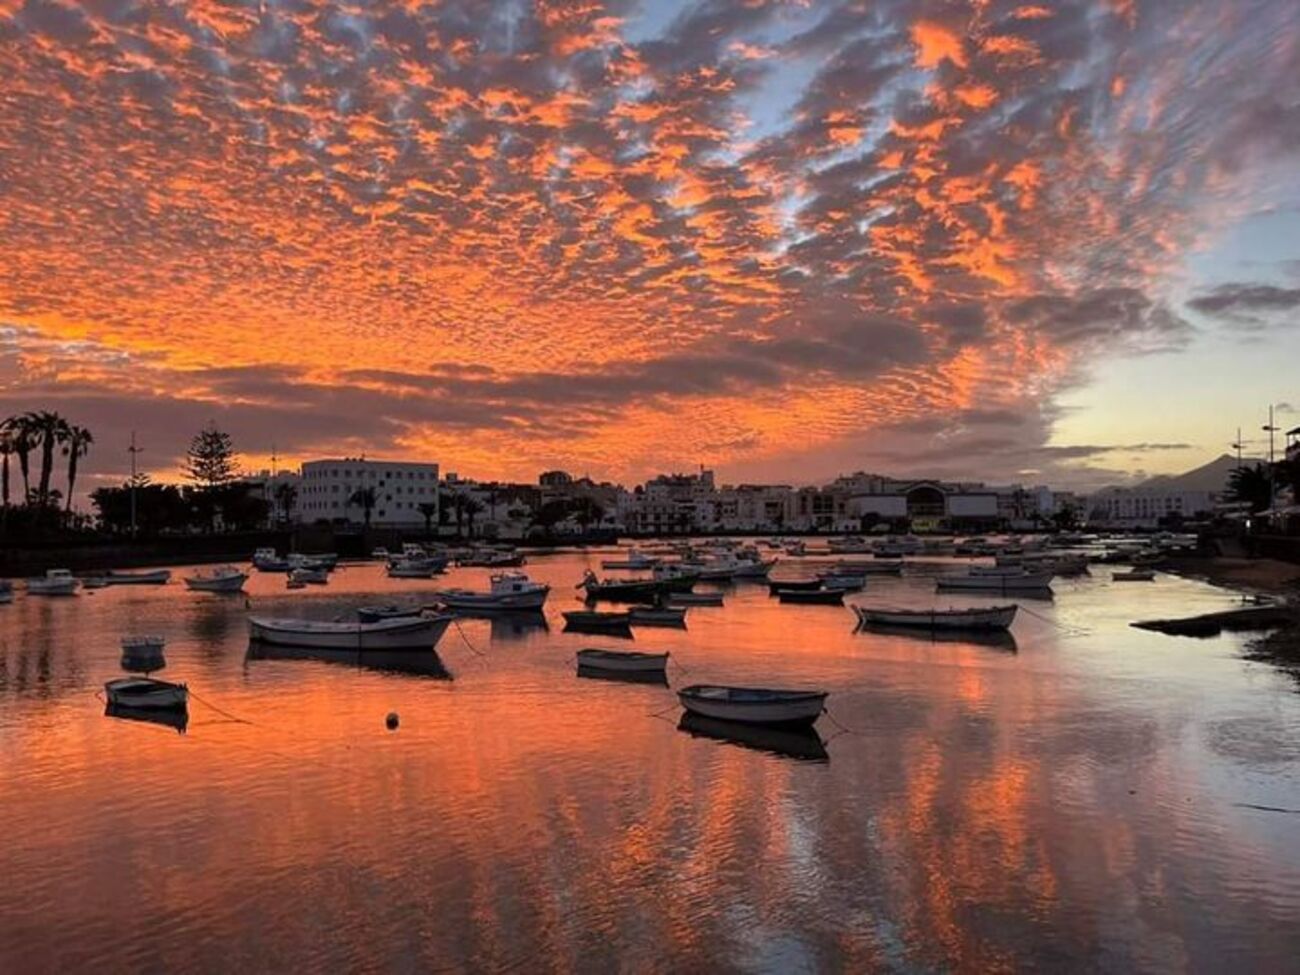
(678, 685, 827, 727)
(437, 588, 549, 611)
(575, 650, 668, 674)
(184, 572, 248, 593)
(104, 677, 188, 710)
(855, 605, 1017, 631)
(936, 573, 1052, 592)
(248, 615, 452, 650)
(776, 589, 844, 605)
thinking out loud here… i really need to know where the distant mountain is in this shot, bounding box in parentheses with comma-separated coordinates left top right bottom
(1135, 453, 1257, 494)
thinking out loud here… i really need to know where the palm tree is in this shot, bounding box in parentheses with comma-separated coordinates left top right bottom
(1228, 463, 1274, 513)
(273, 482, 298, 524)
(349, 487, 376, 528)
(3, 415, 35, 504)
(462, 496, 484, 538)
(417, 502, 437, 538)
(451, 492, 465, 537)
(61, 424, 93, 513)
(29, 411, 70, 508)
(0, 425, 12, 508)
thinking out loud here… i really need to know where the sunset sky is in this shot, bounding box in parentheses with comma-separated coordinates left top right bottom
(1, 0, 1297, 497)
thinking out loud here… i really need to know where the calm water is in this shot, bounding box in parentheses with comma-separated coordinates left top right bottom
(2, 549, 1299, 972)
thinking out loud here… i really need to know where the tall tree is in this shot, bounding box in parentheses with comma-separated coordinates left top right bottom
(30, 410, 70, 508)
(185, 424, 237, 488)
(0, 425, 12, 508)
(186, 423, 237, 531)
(6, 415, 35, 504)
(273, 481, 298, 524)
(462, 496, 483, 538)
(62, 424, 93, 513)
(417, 501, 437, 537)
(349, 487, 376, 528)
(1227, 463, 1273, 513)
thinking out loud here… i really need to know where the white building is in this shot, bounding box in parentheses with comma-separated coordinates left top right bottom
(1089, 486, 1217, 528)
(299, 458, 439, 526)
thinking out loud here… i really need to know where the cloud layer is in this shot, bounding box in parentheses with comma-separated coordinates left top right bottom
(1, 0, 1296, 492)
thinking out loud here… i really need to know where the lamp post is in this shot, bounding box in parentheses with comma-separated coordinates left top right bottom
(127, 432, 143, 539)
(1263, 405, 1278, 519)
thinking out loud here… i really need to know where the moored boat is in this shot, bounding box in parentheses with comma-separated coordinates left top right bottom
(628, 605, 688, 627)
(776, 588, 845, 605)
(104, 569, 172, 585)
(601, 548, 660, 570)
(104, 676, 188, 710)
(0, 580, 12, 604)
(575, 648, 669, 675)
(854, 604, 1018, 631)
(1113, 569, 1156, 581)
(436, 572, 550, 611)
(252, 548, 291, 572)
(767, 577, 823, 594)
(666, 592, 724, 607)
(248, 614, 452, 650)
(677, 685, 828, 727)
(289, 566, 329, 585)
(183, 565, 248, 593)
(26, 569, 79, 596)
(388, 559, 441, 579)
(562, 610, 633, 633)
(356, 605, 425, 624)
(581, 570, 692, 602)
(817, 570, 865, 591)
(833, 559, 903, 574)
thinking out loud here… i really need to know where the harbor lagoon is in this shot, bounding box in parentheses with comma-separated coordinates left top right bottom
(2, 550, 1299, 971)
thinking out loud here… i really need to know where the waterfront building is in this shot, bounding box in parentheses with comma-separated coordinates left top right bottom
(300, 458, 439, 526)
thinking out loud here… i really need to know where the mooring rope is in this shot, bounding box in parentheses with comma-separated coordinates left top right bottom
(452, 617, 488, 658)
(1015, 603, 1091, 636)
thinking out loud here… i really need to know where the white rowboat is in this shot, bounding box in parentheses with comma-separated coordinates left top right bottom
(576, 649, 669, 675)
(936, 571, 1052, 592)
(854, 604, 1018, 631)
(248, 614, 452, 650)
(27, 569, 79, 595)
(678, 685, 828, 727)
(184, 566, 248, 593)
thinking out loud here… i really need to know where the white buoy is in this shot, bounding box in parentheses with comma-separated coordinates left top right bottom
(386, 711, 399, 730)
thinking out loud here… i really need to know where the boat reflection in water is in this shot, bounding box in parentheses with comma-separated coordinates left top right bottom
(245, 640, 453, 679)
(677, 712, 829, 763)
(104, 701, 189, 735)
(856, 622, 1019, 652)
(447, 609, 550, 642)
(576, 665, 669, 686)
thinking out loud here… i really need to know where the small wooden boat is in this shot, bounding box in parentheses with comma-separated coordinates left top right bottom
(252, 548, 291, 572)
(579, 571, 692, 602)
(562, 610, 633, 633)
(104, 569, 172, 585)
(854, 604, 1017, 631)
(436, 572, 549, 611)
(1113, 569, 1156, 581)
(104, 676, 188, 710)
(120, 635, 166, 655)
(678, 685, 828, 726)
(776, 587, 845, 605)
(936, 571, 1053, 592)
(817, 572, 865, 592)
(833, 559, 903, 574)
(184, 565, 248, 593)
(248, 614, 453, 650)
(26, 569, 79, 595)
(289, 566, 329, 585)
(0, 581, 12, 604)
(628, 605, 687, 627)
(388, 559, 440, 579)
(356, 605, 425, 624)
(767, 577, 823, 594)
(666, 592, 724, 607)
(730, 558, 776, 579)
(601, 548, 660, 570)
(575, 648, 668, 675)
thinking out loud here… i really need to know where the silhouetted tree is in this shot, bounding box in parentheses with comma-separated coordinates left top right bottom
(273, 481, 298, 524)
(417, 501, 437, 537)
(62, 424, 93, 513)
(1228, 463, 1273, 513)
(349, 487, 377, 528)
(463, 496, 484, 538)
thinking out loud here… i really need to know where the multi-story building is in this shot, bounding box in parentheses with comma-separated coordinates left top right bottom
(1088, 487, 1217, 528)
(299, 458, 439, 526)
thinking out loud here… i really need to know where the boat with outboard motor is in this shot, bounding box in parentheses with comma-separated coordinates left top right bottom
(27, 569, 79, 596)
(436, 572, 550, 611)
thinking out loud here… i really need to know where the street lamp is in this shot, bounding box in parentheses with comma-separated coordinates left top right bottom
(1263, 405, 1278, 516)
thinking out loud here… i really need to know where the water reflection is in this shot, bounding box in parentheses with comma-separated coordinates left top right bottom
(245, 640, 453, 679)
(855, 624, 1019, 652)
(576, 665, 669, 686)
(104, 701, 189, 735)
(677, 711, 830, 762)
